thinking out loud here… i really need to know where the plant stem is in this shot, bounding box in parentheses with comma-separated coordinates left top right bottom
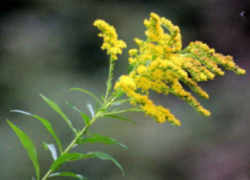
(103, 108, 142, 116)
(104, 57, 115, 102)
(41, 112, 101, 180)
(42, 57, 116, 180)
(41, 169, 52, 180)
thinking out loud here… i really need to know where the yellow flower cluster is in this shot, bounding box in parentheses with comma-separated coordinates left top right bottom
(114, 12, 246, 125)
(93, 19, 127, 60)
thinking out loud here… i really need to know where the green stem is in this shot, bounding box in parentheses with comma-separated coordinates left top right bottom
(41, 169, 52, 180)
(103, 108, 142, 116)
(42, 57, 117, 180)
(41, 112, 102, 180)
(104, 57, 115, 102)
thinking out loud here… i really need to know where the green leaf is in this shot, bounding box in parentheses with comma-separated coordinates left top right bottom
(104, 114, 135, 124)
(40, 94, 77, 134)
(49, 172, 87, 180)
(111, 90, 125, 100)
(66, 102, 90, 125)
(7, 120, 40, 180)
(111, 99, 129, 107)
(77, 134, 128, 150)
(11, 110, 63, 153)
(50, 152, 124, 175)
(70, 88, 102, 105)
(79, 111, 91, 125)
(86, 103, 95, 118)
(49, 153, 92, 172)
(33, 114, 63, 153)
(43, 143, 58, 161)
(88, 152, 125, 176)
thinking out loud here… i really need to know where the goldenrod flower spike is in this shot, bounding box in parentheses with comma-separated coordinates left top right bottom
(115, 12, 246, 125)
(93, 19, 127, 60)
(114, 12, 246, 125)
(143, 12, 182, 52)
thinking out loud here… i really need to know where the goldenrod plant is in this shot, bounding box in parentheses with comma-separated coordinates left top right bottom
(7, 12, 245, 180)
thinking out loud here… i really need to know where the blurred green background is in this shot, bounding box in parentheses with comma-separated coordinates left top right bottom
(0, 0, 250, 180)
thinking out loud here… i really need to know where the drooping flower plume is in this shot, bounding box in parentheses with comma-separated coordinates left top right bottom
(115, 12, 246, 125)
(95, 12, 246, 126)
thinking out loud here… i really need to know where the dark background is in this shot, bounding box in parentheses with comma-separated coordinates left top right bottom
(0, 0, 250, 180)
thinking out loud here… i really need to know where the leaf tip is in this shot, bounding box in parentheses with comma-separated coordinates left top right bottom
(10, 109, 32, 116)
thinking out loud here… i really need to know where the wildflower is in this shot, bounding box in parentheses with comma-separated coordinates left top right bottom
(114, 12, 245, 125)
(93, 19, 127, 60)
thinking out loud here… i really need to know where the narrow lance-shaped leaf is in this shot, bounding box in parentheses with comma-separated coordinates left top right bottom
(87, 103, 95, 118)
(7, 120, 40, 180)
(79, 111, 91, 125)
(104, 114, 135, 124)
(70, 88, 102, 105)
(111, 99, 130, 107)
(40, 94, 77, 134)
(49, 153, 93, 172)
(49, 152, 124, 175)
(43, 143, 58, 161)
(77, 134, 128, 149)
(88, 152, 125, 176)
(49, 172, 87, 180)
(10, 110, 63, 153)
(33, 114, 63, 153)
(66, 102, 91, 125)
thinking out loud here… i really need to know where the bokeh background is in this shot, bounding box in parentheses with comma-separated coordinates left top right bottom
(0, 0, 250, 180)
